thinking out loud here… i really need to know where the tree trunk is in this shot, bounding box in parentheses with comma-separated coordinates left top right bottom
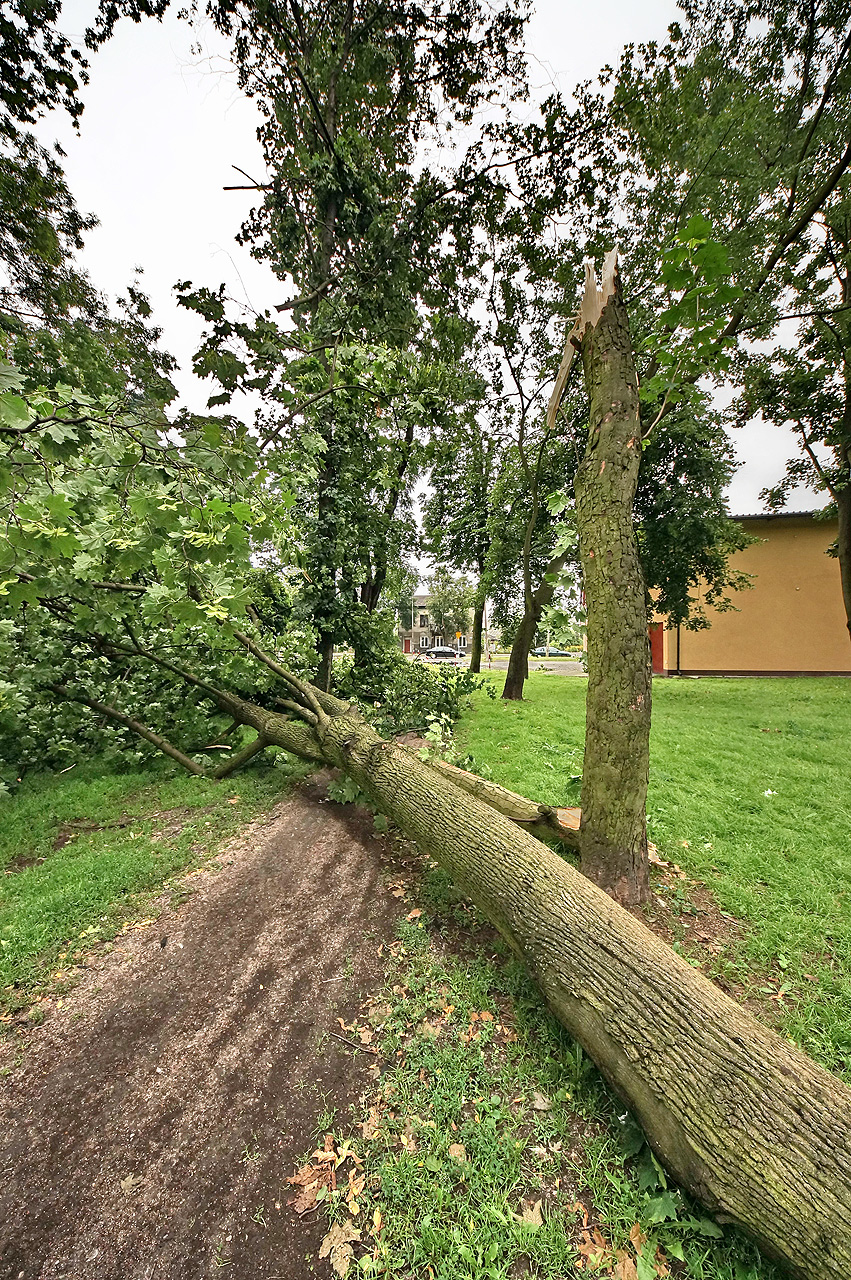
(574, 254, 650, 906)
(469, 597, 485, 674)
(501, 550, 570, 700)
(315, 631, 334, 692)
(228, 698, 851, 1280)
(502, 608, 535, 699)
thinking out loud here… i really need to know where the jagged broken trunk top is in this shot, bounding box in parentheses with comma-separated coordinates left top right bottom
(574, 252, 651, 906)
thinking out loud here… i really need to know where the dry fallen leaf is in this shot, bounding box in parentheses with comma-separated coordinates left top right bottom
(531, 1090, 552, 1111)
(513, 1198, 544, 1229)
(448, 1142, 467, 1161)
(406, 908, 422, 921)
(613, 1249, 639, 1280)
(360, 1106, 382, 1140)
(285, 1164, 323, 1214)
(628, 1223, 646, 1252)
(319, 1219, 361, 1278)
(577, 1227, 612, 1268)
(119, 1173, 144, 1194)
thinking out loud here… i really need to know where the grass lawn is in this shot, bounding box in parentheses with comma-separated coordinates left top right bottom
(311, 674, 847, 1280)
(0, 752, 310, 1018)
(314, 867, 775, 1280)
(455, 672, 851, 1079)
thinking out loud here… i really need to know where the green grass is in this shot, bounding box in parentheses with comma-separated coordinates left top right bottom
(456, 672, 851, 1077)
(0, 752, 310, 1016)
(314, 880, 777, 1280)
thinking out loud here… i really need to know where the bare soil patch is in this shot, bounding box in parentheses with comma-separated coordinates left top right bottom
(0, 778, 407, 1280)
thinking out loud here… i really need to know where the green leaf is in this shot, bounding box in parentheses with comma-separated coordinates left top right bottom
(644, 1190, 680, 1222)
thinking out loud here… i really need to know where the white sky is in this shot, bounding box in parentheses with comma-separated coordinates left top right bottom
(42, 0, 819, 515)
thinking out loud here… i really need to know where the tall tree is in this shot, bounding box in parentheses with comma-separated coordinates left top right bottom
(423, 406, 499, 672)
(185, 0, 530, 686)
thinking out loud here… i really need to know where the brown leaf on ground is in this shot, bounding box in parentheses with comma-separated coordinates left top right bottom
(531, 1090, 551, 1111)
(319, 1219, 361, 1278)
(628, 1223, 646, 1252)
(406, 909, 422, 921)
(613, 1250, 638, 1280)
(119, 1173, 143, 1194)
(360, 1106, 382, 1139)
(577, 1227, 612, 1269)
(514, 1198, 544, 1229)
(285, 1162, 330, 1214)
(448, 1142, 467, 1161)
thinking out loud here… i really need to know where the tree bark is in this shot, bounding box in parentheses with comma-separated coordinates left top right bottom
(501, 607, 535, 699)
(429, 758, 580, 846)
(230, 699, 851, 1280)
(501, 550, 570, 700)
(574, 254, 651, 906)
(212, 734, 268, 779)
(315, 631, 334, 692)
(468, 596, 485, 674)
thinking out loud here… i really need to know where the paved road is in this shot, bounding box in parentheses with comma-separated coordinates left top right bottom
(480, 658, 585, 675)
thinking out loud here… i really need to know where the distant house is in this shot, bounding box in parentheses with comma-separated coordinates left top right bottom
(651, 511, 851, 676)
(397, 593, 471, 653)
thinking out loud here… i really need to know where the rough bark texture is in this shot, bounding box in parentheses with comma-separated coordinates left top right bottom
(56, 651, 851, 1276)
(430, 759, 581, 847)
(247, 704, 851, 1280)
(315, 631, 334, 693)
(502, 550, 570, 701)
(502, 607, 535, 699)
(574, 257, 651, 906)
(469, 598, 485, 674)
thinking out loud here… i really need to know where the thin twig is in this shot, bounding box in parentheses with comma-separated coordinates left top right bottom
(328, 1031, 386, 1061)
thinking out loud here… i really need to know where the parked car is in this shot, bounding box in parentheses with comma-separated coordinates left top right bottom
(530, 645, 573, 657)
(419, 646, 464, 666)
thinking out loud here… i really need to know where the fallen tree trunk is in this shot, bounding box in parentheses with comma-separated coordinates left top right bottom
(428, 758, 581, 847)
(50, 649, 851, 1276)
(215, 692, 851, 1279)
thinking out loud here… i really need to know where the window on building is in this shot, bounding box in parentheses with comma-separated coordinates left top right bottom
(458, 635, 467, 649)
(434, 636, 443, 647)
(420, 634, 429, 648)
(419, 614, 428, 628)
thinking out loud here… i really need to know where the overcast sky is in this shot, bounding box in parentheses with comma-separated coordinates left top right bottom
(43, 0, 819, 515)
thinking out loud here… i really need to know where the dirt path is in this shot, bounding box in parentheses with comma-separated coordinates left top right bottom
(0, 780, 407, 1280)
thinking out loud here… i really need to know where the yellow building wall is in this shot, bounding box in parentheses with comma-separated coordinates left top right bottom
(663, 516, 851, 675)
